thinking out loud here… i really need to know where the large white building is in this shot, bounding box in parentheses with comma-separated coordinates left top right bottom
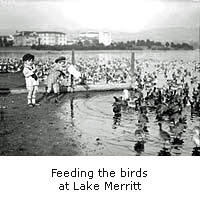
(99, 32, 112, 46)
(13, 31, 67, 46)
(37, 31, 67, 46)
(79, 31, 112, 46)
(14, 31, 39, 46)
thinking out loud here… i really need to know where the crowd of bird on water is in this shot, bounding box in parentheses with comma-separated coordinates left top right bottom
(112, 65, 200, 156)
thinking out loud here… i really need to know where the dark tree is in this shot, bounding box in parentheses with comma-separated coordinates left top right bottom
(0, 37, 3, 47)
(3, 37, 8, 47)
(165, 42, 169, 48)
(154, 41, 162, 46)
(170, 42, 175, 48)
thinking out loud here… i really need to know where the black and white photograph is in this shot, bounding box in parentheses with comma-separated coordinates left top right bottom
(0, 0, 199, 156)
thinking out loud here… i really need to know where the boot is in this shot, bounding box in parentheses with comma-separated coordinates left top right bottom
(44, 92, 51, 102)
(54, 93, 60, 103)
(32, 98, 40, 106)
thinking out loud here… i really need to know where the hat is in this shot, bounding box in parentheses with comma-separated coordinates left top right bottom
(55, 56, 66, 63)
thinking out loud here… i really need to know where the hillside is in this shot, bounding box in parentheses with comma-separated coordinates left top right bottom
(112, 27, 199, 43)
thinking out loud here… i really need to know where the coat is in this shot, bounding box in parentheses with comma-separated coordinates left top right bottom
(23, 64, 39, 88)
(46, 63, 65, 86)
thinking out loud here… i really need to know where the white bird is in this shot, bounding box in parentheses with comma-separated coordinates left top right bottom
(128, 99, 135, 108)
(122, 89, 130, 101)
(192, 126, 200, 147)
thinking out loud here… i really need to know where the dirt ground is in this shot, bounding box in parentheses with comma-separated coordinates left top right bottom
(0, 93, 83, 156)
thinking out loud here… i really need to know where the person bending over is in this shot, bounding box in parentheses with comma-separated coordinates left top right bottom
(45, 56, 67, 103)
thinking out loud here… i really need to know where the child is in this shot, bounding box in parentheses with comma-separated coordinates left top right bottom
(45, 56, 67, 103)
(22, 53, 39, 107)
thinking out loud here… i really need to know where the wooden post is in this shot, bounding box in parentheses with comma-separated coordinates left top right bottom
(199, 25, 200, 64)
(131, 52, 135, 75)
(71, 49, 75, 90)
(130, 52, 135, 87)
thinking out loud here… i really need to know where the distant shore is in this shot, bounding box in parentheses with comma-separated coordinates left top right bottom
(30, 40, 194, 51)
(31, 45, 194, 51)
(0, 46, 195, 53)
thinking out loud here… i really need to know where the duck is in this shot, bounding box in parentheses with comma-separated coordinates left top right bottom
(170, 117, 187, 135)
(127, 99, 135, 108)
(156, 103, 168, 116)
(113, 96, 122, 103)
(158, 122, 171, 142)
(135, 128, 144, 138)
(192, 126, 200, 147)
(113, 96, 128, 107)
(113, 103, 121, 114)
(138, 112, 149, 124)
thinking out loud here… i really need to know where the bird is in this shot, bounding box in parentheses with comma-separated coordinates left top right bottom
(122, 89, 130, 101)
(158, 122, 171, 142)
(135, 129, 144, 139)
(128, 99, 135, 108)
(192, 126, 200, 147)
(113, 104, 121, 114)
(113, 96, 122, 103)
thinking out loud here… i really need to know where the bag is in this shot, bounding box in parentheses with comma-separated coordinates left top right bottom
(31, 73, 38, 81)
(67, 65, 81, 79)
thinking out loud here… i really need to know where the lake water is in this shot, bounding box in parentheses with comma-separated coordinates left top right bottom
(1, 49, 200, 155)
(56, 49, 200, 156)
(0, 49, 199, 62)
(57, 91, 200, 156)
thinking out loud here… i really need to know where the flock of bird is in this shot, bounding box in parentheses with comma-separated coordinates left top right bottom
(112, 67, 200, 156)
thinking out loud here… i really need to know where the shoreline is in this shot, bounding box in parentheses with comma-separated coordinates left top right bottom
(0, 47, 198, 52)
(9, 83, 132, 94)
(0, 93, 83, 156)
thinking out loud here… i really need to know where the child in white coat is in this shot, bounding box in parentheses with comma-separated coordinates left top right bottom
(22, 54, 39, 107)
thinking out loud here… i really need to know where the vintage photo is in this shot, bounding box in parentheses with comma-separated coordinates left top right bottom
(0, 0, 199, 156)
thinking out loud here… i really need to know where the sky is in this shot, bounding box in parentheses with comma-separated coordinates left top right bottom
(0, 0, 199, 34)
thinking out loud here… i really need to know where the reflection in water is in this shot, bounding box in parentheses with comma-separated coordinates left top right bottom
(133, 106, 149, 155)
(70, 97, 74, 126)
(192, 147, 200, 156)
(112, 97, 122, 129)
(60, 91, 200, 156)
(0, 95, 9, 154)
(192, 126, 200, 147)
(171, 137, 184, 146)
(0, 94, 8, 137)
(0, 108, 6, 137)
(158, 147, 171, 156)
(112, 113, 121, 129)
(134, 140, 145, 156)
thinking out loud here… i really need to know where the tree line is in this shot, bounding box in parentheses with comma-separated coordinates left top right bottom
(0, 37, 193, 50)
(31, 39, 194, 51)
(0, 37, 13, 47)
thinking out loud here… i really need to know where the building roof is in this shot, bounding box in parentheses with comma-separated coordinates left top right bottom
(0, 35, 14, 40)
(14, 31, 38, 37)
(37, 31, 66, 35)
(14, 31, 66, 37)
(80, 32, 99, 35)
